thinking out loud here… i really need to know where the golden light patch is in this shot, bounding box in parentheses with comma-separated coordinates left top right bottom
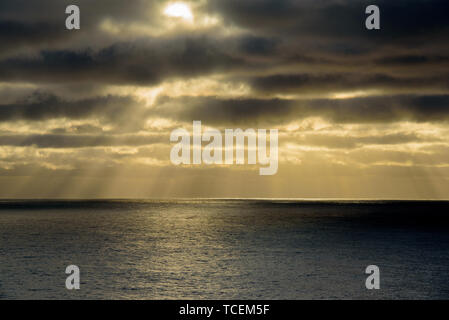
(164, 2, 193, 22)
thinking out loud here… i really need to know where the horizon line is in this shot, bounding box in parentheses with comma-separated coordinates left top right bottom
(1, 197, 449, 201)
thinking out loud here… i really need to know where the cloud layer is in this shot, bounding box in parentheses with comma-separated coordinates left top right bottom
(0, 0, 449, 198)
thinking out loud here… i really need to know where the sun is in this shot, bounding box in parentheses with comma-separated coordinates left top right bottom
(163, 2, 194, 22)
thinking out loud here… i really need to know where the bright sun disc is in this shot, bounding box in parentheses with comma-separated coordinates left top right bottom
(164, 3, 193, 21)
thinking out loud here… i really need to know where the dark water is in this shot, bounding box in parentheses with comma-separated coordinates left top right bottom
(1, 199, 449, 299)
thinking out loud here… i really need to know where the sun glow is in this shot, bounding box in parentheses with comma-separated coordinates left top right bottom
(163, 3, 193, 21)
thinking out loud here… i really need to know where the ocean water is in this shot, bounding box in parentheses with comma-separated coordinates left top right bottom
(1, 199, 449, 300)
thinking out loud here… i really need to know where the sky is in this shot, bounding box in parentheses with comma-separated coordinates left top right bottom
(0, 0, 449, 199)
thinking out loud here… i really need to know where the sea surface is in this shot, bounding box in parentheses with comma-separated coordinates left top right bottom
(1, 199, 449, 299)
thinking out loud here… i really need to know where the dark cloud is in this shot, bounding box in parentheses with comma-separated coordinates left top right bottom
(0, 133, 166, 148)
(0, 0, 164, 31)
(376, 55, 449, 66)
(209, 0, 449, 42)
(248, 73, 449, 94)
(0, 36, 246, 84)
(154, 96, 293, 125)
(0, 1, 165, 55)
(0, 20, 66, 49)
(154, 94, 449, 125)
(236, 35, 280, 56)
(286, 133, 441, 149)
(50, 124, 105, 134)
(0, 92, 141, 122)
(1, 0, 448, 90)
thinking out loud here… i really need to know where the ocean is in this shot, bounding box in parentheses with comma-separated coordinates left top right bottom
(1, 199, 449, 299)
